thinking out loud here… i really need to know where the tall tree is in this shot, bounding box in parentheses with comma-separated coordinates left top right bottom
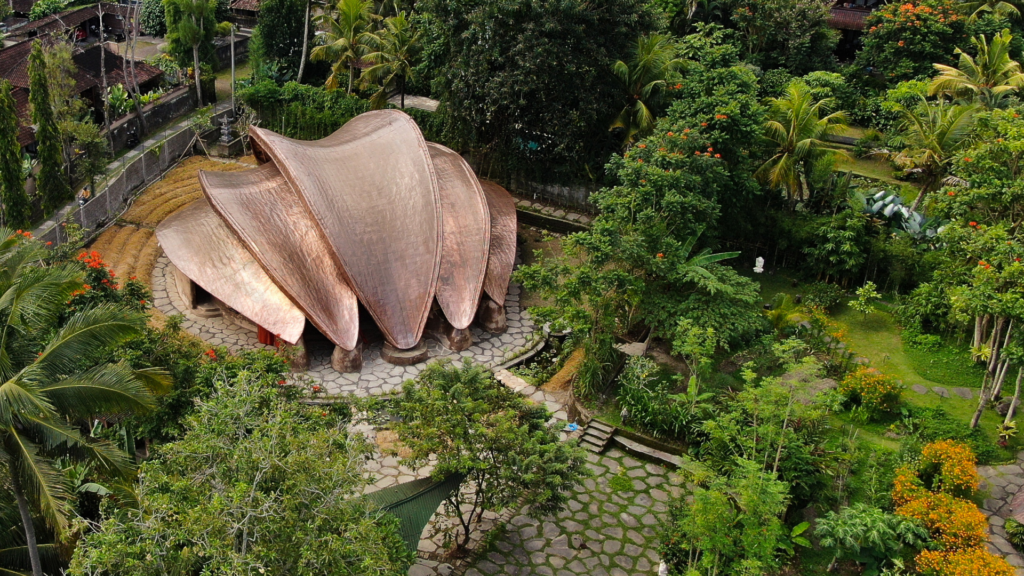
(254, 0, 309, 78)
(164, 0, 216, 106)
(0, 234, 168, 576)
(756, 81, 849, 205)
(422, 0, 658, 180)
(28, 41, 69, 216)
(0, 81, 29, 228)
(391, 360, 590, 550)
(360, 11, 421, 108)
(610, 33, 682, 147)
(929, 30, 1024, 109)
(887, 96, 979, 212)
(310, 0, 377, 93)
(70, 376, 412, 575)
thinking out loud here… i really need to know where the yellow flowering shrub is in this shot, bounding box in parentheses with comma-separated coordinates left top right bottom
(840, 367, 903, 413)
(892, 465, 926, 507)
(895, 491, 988, 550)
(919, 440, 980, 498)
(915, 546, 1016, 576)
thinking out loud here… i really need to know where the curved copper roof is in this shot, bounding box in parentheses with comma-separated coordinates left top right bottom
(200, 163, 360, 351)
(428, 143, 490, 330)
(156, 199, 306, 344)
(157, 110, 517, 354)
(249, 111, 441, 349)
(480, 180, 518, 306)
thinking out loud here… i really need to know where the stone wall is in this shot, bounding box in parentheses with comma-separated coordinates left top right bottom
(37, 124, 199, 246)
(507, 176, 597, 212)
(213, 33, 251, 71)
(105, 86, 198, 153)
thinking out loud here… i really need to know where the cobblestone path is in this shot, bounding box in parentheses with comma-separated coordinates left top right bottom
(979, 459, 1024, 575)
(462, 448, 676, 576)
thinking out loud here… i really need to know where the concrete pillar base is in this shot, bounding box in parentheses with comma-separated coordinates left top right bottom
(290, 336, 309, 372)
(426, 309, 473, 352)
(382, 341, 428, 366)
(331, 341, 363, 373)
(476, 296, 507, 334)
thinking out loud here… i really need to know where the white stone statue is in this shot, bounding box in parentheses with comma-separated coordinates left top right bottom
(754, 256, 765, 274)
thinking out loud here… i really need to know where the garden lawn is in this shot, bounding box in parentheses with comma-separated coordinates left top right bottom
(832, 303, 1016, 457)
(215, 60, 252, 103)
(754, 270, 1016, 458)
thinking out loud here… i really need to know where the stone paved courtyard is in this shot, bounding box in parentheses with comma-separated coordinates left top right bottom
(151, 254, 538, 396)
(442, 448, 675, 576)
(979, 459, 1024, 575)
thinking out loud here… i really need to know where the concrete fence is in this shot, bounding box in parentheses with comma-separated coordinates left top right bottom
(36, 105, 234, 245)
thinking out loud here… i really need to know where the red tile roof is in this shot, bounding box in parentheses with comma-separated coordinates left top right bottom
(10, 3, 132, 38)
(231, 0, 260, 12)
(829, 7, 870, 30)
(0, 37, 98, 91)
(73, 44, 164, 88)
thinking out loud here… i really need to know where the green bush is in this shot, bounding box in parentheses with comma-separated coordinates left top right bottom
(617, 356, 709, 440)
(239, 80, 371, 140)
(140, 0, 166, 36)
(805, 282, 845, 311)
(1006, 518, 1024, 550)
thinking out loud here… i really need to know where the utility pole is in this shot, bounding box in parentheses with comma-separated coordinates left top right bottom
(230, 23, 235, 117)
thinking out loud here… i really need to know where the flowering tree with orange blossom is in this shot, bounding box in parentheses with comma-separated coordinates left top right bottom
(855, 0, 967, 84)
(891, 441, 1015, 575)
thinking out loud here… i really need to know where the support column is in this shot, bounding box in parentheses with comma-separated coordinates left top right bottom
(289, 335, 309, 372)
(331, 339, 364, 373)
(426, 308, 473, 352)
(476, 295, 507, 334)
(381, 340, 428, 366)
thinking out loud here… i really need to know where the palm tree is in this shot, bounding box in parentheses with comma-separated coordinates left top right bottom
(164, 0, 214, 107)
(610, 34, 682, 147)
(0, 233, 168, 576)
(360, 11, 421, 109)
(756, 82, 849, 205)
(929, 30, 1024, 109)
(885, 97, 979, 212)
(310, 0, 378, 93)
(961, 0, 1024, 21)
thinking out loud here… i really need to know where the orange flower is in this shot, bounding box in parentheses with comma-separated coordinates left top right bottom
(656, 253, 664, 258)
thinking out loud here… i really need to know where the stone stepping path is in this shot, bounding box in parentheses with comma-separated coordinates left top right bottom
(979, 458, 1024, 575)
(907, 384, 975, 399)
(461, 449, 674, 576)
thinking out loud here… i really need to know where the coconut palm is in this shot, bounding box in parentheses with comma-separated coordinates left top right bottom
(610, 34, 682, 147)
(885, 97, 979, 212)
(360, 11, 421, 109)
(961, 0, 1024, 21)
(929, 30, 1024, 109)
(756, 81, 850, 205)
(0, 233, 168, 576)
(310, 0, 378, 93)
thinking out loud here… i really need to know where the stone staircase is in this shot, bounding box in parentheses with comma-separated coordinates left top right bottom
(579, 419, 614, 453)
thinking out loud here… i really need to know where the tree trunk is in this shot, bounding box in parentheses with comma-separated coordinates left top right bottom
(12, 475, 43, 576)
(1006, 367, 1023, 427)
(971, 318, 1008, 429)
(193, 45, 203, 107)
(99, 3, 113, 150)
(297, 0, 311, 83)
(400, 75, 405, 109)
(347, 64, 354, 95)
(127, 0, 148, 134)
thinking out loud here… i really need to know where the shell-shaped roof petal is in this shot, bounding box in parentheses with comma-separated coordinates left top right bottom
(249, 111, 441, 349)
(480, 180, 518, 306)
(428, 143, 489, 330)
(156, 199, 306, 344)
(199, 162, 360, 351)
